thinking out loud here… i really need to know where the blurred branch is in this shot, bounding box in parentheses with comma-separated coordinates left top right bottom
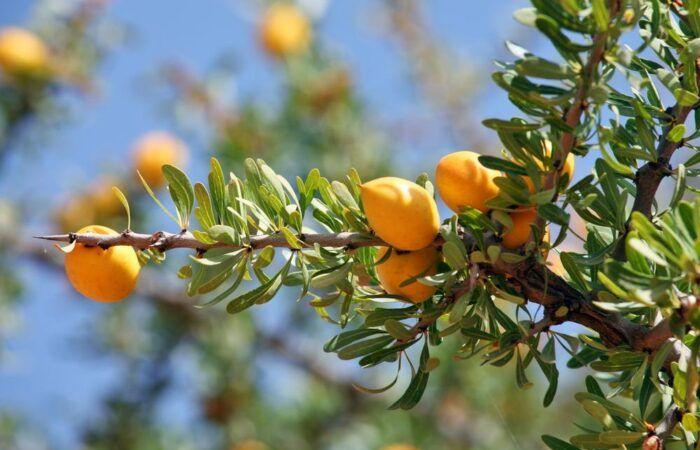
(382, 0, 487, 148)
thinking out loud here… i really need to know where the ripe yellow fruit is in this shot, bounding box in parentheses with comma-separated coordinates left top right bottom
(361, 177, 440, 251)
(54, 196, 96, 232)
(435, 151, 500, 214)
(89, 177, 123, 217)
(524, 140, 575, 192)
(501, 209, 538, 249)
(65, 225, 141, 302)
(132, 131, 188, 189)
(259, 3, 311, 57)
(0, 27, 48, 77)
(375, 246, 438, 303)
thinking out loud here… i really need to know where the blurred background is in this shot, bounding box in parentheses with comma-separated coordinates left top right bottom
(0, 1, 590, 449)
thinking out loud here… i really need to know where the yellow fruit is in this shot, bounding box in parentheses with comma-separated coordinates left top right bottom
(65, 225, 141, 302)
(54, 196, 96, 232)
(230, 440, 268, 450)
(376, 246, 438, 303)
(89, 177, 123, 217)
(132, 131, 188, 189)
(501, 209, 538, 249)
(0, 27, 48, 77)
(259, 3, 311, 57)
(435, 151, 500, 213)
(361, 177, 440, 251)
(381, 445, 420, 450)
(524, 140, 575, 192)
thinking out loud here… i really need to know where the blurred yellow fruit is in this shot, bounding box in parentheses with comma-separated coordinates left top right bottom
(435, 150, 500, 214)
(65, 225, 140, 302)
(259, 3, 311, 57)
(523, 140, 575, 193)
(230, 440, 268, 450)
(376, 246, 438, 303)
(381, 445, 420, 450)
(54, 196, 96, 232)
(501, 209, 538, 249)
(131, 131, 188, 189)
(89, 177, 123, 217)
(0, 27, 48, 77)
(361, 177, 440, 251)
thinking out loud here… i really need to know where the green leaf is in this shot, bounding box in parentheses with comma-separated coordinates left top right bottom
(478, 155, 528, 175)
(226, 256, 292, 314)
(671, 163, 687, 209)
(111, 186, 131, 231)
(598, 430, 645, 445)
(137, 170, 179, 225)
(163, 164, 195, 229)
(384, 319, 414, 341)
(389, 341, 430, 410)
(324, 328, 386, 352)
(683, 413, 700, 431)
(538, 203, 570, 226)
(482, 118, 543, 132)
(337, 335, 394, 360)
(668, 124, 686, 143)
(208, 225, 241, 246)
(591, 0, 609, 31)
(674, 88, 700, 106)
(194, 183, 216, 230)
(541, 435, 580, 450)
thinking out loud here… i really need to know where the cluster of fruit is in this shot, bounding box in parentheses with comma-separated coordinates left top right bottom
(363, 148, 574, 303)
(61, 146, 573, 305)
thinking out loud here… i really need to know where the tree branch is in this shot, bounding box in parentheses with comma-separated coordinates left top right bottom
(612, 101, 695, 260)
(643, 406, 682, 450)
(545, 0, 621, 193)
(34, 228, 683, 361)
(35, 230, 389, 252)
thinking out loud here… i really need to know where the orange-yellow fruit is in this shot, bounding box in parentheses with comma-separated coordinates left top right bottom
(524, 140, 575, 192)
(375, 246, 438, 303)
(54, 196, 96, 232)
(132, 131, 188, 189)
(0, 27, 48, 76)
(259, 3, 311, 57)
(435, 151, 500, 213)
(361, 177, 440, 251)
(230, 440, 268, 450)
(89, 177, 123, 217)
(501, 209, 538, 249)
(381, 445, 420, 450)
(65, 225, 141, 302)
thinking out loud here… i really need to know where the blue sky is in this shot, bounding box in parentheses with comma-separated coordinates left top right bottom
(0, 0, 595, 447)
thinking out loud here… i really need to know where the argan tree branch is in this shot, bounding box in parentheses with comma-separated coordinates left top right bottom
(35, 229, 686, 362)
(612, 101, 696, 260)
(545, 0, 621, 194)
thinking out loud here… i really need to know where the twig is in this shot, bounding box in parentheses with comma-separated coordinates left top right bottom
(643, 406, 682, 449)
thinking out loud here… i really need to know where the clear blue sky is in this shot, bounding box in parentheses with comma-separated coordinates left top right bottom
(0, 1, 585, 448)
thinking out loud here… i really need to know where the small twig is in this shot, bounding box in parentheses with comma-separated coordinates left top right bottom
(643, 406, 682, 449)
